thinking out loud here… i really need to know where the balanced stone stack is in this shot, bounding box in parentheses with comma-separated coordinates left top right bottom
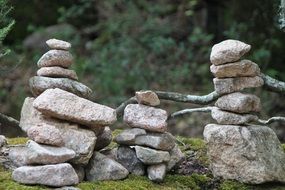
(204, 39, 285, 184)
(9, 39, 118, 187)
(114, 90, 184, 182)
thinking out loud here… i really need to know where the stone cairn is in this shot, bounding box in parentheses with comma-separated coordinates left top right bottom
(204, 39, 285, 184)
(114, 90, 184, 182)
(8, 39, 127, 187)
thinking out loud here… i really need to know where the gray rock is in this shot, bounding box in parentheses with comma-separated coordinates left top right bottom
(147, 164, 166, 182)
(72, 164, 85, 182)
(211, 107, 258, 125)
(29, 76, 92, 99)
(94, 127, 112, 150)
(203, 124, 285, 184)
(117, 146, 145, 175)
(134, 146, 170, 165)
(213, 76, 264, 95)
(0, 135, 7, 147)
(9, 140, 76, 165)
(33, 88, 117, 128)
(37, 50, 73, 68)
(37, 66, 78, 80)
(100, 147, 118, 160)
(114, 128, 146, 145)
(46, 39, 71, 50)
(85, 152, 129, 181)
(210, 59, 260, 78)
(135, 132, 175, 151)
(167, 144, 185, 171)
(124, 104, 168, 132)
(27, 124, 64, 146)
(215, 92, 261, 113)
(12, 163, 79, 187)
(135, 90, 160, 106)
(54, 187, 80, 190)
(210, 39, 251, 65)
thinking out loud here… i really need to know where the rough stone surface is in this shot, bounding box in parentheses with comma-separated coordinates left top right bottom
(213, 76, 264, 94)
(33, 88, 117, 127)
(210, 60, 260, 78)
(0, 135, 7, 147)
(210, 39, 251, 65)
(203, 124, 285, 184)
(135, 132, 175, 151)
(134, 146, 170, 165)
(29, 76, 92, 99)
(27, 124, 64, 146)
(135, 90, 160, 106)
(100, 148, 118, 161)
(147, 164, 166, 182)
(215, 92, 261, 113)
(124, 104, 168, 132)
(37, 66, 78, 80)
(114, 128, 146, 145)
(117, 146, 145, 176)
(211, 107, 258, 125)
(46, 39, 71, 50)
(12, 163, 79, 187)
(37, 50, 73, 68)
(9, 141, 76, 165)
(72, 164, 85, 182)
(85, 152, 129, 181)
(167, 144, 185, 171)
(94, 127, 112, 150)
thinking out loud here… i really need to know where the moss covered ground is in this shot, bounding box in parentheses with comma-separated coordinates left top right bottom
(1, 132, 285, 190)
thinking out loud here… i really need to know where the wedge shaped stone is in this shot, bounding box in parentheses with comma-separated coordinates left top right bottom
(114, 128, 146, 145)
(135, 90, 160, 106)
(134, 146, 170, 165)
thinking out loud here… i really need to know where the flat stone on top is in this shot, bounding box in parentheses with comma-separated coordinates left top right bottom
(29, 76, 92, 99)
(135, 90, 160, 106)
(215, 92, 261, 113)
(37, 66, 78, 80)
(210, 39, 251, 65)
(33, 88, 117, 127)
(12, 163, 79, 187)
(134, 146, 170, 165)
(46, 39, 71, 50)
(213, 76, 264, 94)
(210, 59, 260, 78)
(124, 104, 168, 132)
(37, 50, 73, 68)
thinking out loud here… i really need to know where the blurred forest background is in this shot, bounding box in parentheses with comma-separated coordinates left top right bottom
(0, 0, 285, 140)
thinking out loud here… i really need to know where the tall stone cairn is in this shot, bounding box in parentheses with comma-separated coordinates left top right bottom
(10, 39, 123, 187)
(114, 90, 185, 182)
(204, 39, 285, 184)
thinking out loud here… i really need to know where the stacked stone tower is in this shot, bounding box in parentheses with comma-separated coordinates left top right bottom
(114, 90, 184, 182)
(204, 40, 285, 184)
(9, 39, 119, 187)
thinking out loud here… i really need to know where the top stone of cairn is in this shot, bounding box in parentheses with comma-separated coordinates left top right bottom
(46, 39, 71, 50)
(210, 39, 251, 65)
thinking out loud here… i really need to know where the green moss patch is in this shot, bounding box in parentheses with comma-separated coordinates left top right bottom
(7, 137, 28, 145)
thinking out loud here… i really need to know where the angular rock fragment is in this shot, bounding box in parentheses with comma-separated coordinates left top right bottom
(37, 66, 78, 80)
(124, 104, 167, 132)
(117, 146, 145, 176)
(135, 90, 160, 106)
(12, 163, 79, 187)
(134, 146, 170, 164)
(33, 88, 117, 127)
(210, 60, 260, 78)
(0, 135, 7, 147)
(203, 124, 285, 184)
(37, 50, 73, 68)
(210, 39, 251, 65)
(94, 127, 112, 150)
(114, 128, 146, 145)
(85, 152, 129, 181)
(46, 39, 71, 50)
(29, 76, 92, 99)
(147, 164, 166, 182)
(167, 144, 185, 171)
(213, 76, 264, 94)
(72, 164, 85, 182)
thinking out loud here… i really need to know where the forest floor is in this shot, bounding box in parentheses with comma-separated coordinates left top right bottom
(1, 132, 285, 190)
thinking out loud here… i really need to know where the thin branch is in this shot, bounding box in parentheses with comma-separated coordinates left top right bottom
(256, 116, 285, 125)
(0, 113, 19, 128)
(116, 97, 137, 117)
(261, 73, 285, 94)
(169, 107, 214, 119)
